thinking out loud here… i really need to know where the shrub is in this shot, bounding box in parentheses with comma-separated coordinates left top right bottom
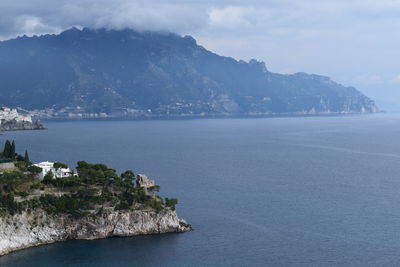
(0, 194, 22, 215)
(115, 201, 131, 211)
(30, 183, 40, 190)
(28, 165, 42, 174)
(148, 198, 163, 212)
(0, 171, 31, 193)
(15, 161, 27, 171)
(16, 191, 29, 198)
(42, 171, 54, 184)
(165, 198, 178, 211)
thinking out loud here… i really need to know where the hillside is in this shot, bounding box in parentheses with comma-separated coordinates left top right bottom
(0, 28, 379, 118)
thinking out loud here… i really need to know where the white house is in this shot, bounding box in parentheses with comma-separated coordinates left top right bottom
(33, 161, 73, 180)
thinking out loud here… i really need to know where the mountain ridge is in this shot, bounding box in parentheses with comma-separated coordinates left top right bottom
(0, 27, 379, 118)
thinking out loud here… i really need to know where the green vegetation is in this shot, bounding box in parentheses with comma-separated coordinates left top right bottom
(24, 150, 30, 163)
(2, 140, 15, 159)
(0, 141, 179, 218)
(27, 165, 42, 174)
(43, 171, 54, 184)
(53, 162, 68, 169)
(165, 198, 178, 211)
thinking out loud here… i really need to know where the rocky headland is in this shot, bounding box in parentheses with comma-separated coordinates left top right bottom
(0, 142, 191, 256)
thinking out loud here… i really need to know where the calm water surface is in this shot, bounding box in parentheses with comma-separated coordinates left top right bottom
(1, 114, 400, 266)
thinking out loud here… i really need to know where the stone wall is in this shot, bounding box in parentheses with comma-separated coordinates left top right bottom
(0, 162, 15, 170)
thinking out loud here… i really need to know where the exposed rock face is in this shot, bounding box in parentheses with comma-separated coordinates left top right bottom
(0, 209, 191, 256)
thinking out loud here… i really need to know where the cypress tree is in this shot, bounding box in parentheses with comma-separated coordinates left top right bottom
(2, 140, 7, 157)
(3, 140, 11, 158)
(11, 141, 15, 158)
(24, 150, 30, 163)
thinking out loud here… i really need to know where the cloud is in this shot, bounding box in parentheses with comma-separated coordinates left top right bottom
(351, 74, 384, 85)
(391, 74, 400, 84)
(14, 15, 60, 36)
(208, 6, 260, 29)
(1, 0, 400, 104)
(0, 0, 209, 39)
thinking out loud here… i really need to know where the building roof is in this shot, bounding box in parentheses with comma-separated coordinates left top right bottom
(34, 161, 54, 167)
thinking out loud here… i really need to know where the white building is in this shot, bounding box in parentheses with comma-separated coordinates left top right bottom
(33, 161, 73, 180)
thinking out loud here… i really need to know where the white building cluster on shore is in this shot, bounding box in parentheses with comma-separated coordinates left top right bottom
(33, 161, 75, 180)
(0, 107, 32, 126)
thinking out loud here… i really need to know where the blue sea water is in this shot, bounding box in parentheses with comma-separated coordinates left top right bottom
(1, 114, 400, 266)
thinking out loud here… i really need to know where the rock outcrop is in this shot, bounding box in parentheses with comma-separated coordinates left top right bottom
(0, 119, 44, 131)
(0, 209, 191, 256)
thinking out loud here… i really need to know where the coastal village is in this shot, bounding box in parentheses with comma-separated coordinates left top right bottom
(0, 107, 32, 125)
(0, 107, 43, 131)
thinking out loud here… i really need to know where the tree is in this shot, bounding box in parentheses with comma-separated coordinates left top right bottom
(165, 198, 178, 210)
(2, 140, 12, 158)
(121, 170, 135, 183)
(28, 165, 42, 174)
(24, 150, 30, 163)
(54, 162, 68, 169)
(43, 170, 54, 184)
(11, 141, 15, 158)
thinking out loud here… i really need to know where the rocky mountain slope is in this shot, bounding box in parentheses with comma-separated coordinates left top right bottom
(0, 28, 379, 117)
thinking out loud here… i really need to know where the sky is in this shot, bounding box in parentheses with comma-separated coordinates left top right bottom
(1, 0, 400, 110)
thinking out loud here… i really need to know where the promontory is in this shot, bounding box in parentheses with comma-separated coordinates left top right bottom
(0, 141, 191, 256)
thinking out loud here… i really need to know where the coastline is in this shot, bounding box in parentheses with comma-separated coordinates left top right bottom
(36, 110, 383, 123)
(0, 209, 191, 256)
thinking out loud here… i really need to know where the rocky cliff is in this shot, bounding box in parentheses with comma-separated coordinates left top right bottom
(0, 120, 44, 131)
(0, 208, 191, 256)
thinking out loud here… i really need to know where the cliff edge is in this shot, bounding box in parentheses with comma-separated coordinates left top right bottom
(0, 209, 191, 256)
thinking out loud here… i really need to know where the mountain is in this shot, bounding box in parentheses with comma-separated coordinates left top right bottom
(0, 27, 379, 118)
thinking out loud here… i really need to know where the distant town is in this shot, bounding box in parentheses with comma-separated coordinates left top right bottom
(0, 107, 44, 131)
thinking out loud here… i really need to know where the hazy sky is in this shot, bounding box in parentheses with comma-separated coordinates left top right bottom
(1, 0, 399, 109)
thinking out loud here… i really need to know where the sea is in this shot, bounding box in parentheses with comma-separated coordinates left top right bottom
(1, 114, 400, 266)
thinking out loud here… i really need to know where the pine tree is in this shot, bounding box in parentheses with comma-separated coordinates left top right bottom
(24, 150, 30, 163)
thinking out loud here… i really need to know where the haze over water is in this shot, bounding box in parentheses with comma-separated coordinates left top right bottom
(1, 114, 400, 266)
